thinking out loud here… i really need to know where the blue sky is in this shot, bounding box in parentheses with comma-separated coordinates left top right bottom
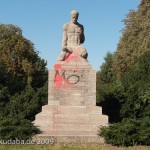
(0, 0, 140, 70)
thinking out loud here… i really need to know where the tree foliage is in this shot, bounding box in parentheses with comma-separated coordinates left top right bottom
(8, 83, 48, 120)
(0, 115, 39, 140)
(120, 51, 150, 119)
(97, 0, 150, 121)
(113, 0, 150, 78)
(99, 117, 150, 146)
(97, 0, 150, 146)
(0, 24, 48, 140)
(0, 24, 47, 87)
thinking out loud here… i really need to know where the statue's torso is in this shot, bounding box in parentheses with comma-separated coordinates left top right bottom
(66, 24, 83, 47)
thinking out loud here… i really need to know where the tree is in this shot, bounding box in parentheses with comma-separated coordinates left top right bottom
(96, 52, 116, 104)
(0, 115, 39, 140)
(96, 52, 122, 122)
(0, 24, 48, 140)
(99, 117, 150, 146)
(120, 51, 150, 119)
(97, 0, 150, 122)
(0, 24, 48, 88)
(97, 0, 150, 145)
(112, 0, 150, 79)
(8, 83, 48, 121)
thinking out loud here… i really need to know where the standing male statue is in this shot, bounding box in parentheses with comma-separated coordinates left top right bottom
(57, 10, 88, 62)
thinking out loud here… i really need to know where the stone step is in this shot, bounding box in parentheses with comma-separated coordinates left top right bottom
(42, 105, 86, 114)
(60, 97, 85, 106)
(34, 113, 54, 125)
(36, 123, 100, 132)
(54, 114, 108, 124)
(34, 113, 108, 125)
(48, 100, 60, 105)
(41, 105, 102, 114)
(37, 131, 98, 136)
(86, 106, 102, 114)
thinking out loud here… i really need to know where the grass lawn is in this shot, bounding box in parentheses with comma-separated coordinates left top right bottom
(0, 143, 150, 150)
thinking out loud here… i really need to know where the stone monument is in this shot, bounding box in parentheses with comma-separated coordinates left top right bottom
(33, 10, 108, 142)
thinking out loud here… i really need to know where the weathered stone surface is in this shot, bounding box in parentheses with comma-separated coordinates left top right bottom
(42, 105, 87, 114)
(33, 57, 108, 142)
(48, 60, 96, 106)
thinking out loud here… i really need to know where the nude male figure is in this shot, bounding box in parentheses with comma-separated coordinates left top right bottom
(57, 10, 88, 62)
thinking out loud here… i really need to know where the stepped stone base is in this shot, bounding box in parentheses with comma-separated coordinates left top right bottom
(33, 106, 108, 143)
(33, 105, 108, 134)
(33, 55, 108, 143)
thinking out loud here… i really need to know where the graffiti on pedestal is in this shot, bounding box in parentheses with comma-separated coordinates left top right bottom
(54, 64, 80, 89)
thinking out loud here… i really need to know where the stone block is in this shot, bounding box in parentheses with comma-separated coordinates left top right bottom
(86, 106, 102, 114)
(48, 100, 60, 105)
(42, 105, 87, 114)
(54, 114, 90, 124)
(34, 113, 54, 125)
(33, 61, 109, 140)
(40, 123, 94, 132)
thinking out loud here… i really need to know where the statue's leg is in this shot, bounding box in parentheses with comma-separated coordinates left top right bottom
(57, 51, 67, 61)
(73, 46, 88, 59)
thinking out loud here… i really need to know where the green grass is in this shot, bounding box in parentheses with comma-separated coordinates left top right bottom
(0, 143, 150, 150)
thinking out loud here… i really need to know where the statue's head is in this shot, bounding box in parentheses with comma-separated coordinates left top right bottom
(71, 10, 79, 15)
(70, 10, 79, 24)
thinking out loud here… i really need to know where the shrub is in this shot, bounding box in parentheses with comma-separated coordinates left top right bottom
(0, 115, 39, 140)
(99, 117, 150, 146)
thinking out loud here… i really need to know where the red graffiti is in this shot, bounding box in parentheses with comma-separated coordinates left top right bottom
(54, 51, 82, 89)
(54, 64, 63, 89)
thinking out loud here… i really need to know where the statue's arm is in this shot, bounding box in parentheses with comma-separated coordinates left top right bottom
(62, 24, 68, 50)
(80, 25, 85, 44)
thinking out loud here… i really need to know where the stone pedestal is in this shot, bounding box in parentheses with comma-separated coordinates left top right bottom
(33, 54, 108, 142)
